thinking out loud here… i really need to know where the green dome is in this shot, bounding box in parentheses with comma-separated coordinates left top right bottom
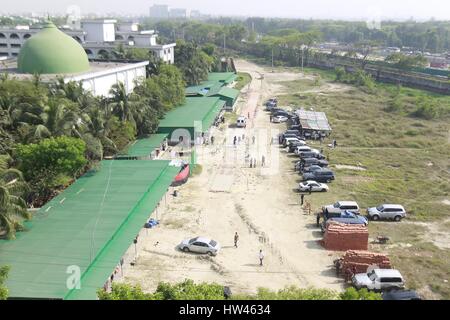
(18, 21, 90, 74)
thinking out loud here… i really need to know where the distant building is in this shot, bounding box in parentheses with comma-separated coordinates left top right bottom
(170, 8, 189, 19)
(0, 21, 148, 97)
(0, 19, 176, 64)
(149, 4, 170, 19)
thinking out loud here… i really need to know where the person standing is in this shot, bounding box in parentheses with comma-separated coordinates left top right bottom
(301, 194, 305, 206)
(233, 136, 237, 146)
(259, 250, 264, 266)
(211, 136, 215, 145)
(252, 136, 256, 144)
(234, 232, 239, 248)
(261, 155, 266, 167)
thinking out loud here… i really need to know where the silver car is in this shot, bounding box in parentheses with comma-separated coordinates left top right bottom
(352, 269, 405, 291)
(179, 236, 221, 256)
(367, 204, 406, 221)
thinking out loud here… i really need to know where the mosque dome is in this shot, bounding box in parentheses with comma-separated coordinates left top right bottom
(18, 21, 90, 74)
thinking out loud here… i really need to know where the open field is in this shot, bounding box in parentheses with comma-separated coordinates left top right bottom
(119, 60, 449, 299)
(276, 68, 450, 299)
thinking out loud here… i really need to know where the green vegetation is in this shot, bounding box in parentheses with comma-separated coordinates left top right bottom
(385, 53, 428, 69)
(0, 265, 9, 300)
(235, 72, 252, 91)
(16, 136, 87, 207)
(98, 279, 381, 300)
(0, 155, 29, 239)
(175, 41, 215, 85)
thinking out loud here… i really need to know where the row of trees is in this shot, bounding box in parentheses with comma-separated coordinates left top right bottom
(143, 17, 450, 54)
(97, 279, 382, 300)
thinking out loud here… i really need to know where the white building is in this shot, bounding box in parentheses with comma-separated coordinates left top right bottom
(149, 4, 170, 19)
(0, 22, 149, 97)
(170, 8, 189, 19)
(0, 19, 176, 64)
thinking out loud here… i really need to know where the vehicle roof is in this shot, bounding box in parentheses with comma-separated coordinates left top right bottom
(237, 116, 246, 120)
(192, 236, 212, 243)
(337, 201, 359, 206)
(373, 269, 403, 278)
(379, 204, 405, 210)
(304, 180, 324, 185)
(382, 290, 420, 300)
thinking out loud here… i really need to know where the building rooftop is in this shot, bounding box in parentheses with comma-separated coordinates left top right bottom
(18, 21, 90, 74)
(0, 59, 148, 82)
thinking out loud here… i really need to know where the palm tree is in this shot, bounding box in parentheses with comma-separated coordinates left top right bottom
(0, 155, 30, 239)
(109, 82, 144, 127)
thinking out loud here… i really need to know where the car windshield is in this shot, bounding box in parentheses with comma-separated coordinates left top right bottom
(189, 237, 198, 244)
(209, 240, 217, 247)
(376, 205, 384, 211)
(334, 202, 340, 208)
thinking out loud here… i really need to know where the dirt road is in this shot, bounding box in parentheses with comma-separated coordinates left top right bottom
(118, 60, 344, 295)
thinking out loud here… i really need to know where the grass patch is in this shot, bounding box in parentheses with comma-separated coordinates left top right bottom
(235, 72, 252, 91)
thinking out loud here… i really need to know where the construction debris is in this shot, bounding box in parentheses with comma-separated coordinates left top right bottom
(337, 250, 391, 275)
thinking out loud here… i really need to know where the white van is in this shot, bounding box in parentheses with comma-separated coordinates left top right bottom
(236, 116, 247, 128)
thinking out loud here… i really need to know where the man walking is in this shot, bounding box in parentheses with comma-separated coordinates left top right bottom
(259, 250, 264, 266)
(234, 232, 239, 248)
(301, 194, 305, 206)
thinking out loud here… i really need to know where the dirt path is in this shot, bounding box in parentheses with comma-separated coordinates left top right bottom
(118, 59, 344, 295)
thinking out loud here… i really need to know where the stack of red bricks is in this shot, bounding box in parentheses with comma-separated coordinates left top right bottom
(339, 250, 391, 274)
(323, 222, 369, 251)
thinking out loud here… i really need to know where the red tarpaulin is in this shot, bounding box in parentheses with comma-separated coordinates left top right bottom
(172, 164, 190, 186)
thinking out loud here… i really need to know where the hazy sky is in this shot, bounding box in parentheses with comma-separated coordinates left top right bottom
(1, 0, 450, 20)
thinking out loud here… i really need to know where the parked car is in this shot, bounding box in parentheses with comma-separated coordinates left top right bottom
(321, 211, 368, 232)
(272, 115, 288, 123)
(270, 108, 284, 115)
(382, 290, 421, 300)
(294, 146, 312, 155)
(236, 116, 247, 128)
(298, 151, 326, 160)
(273, 110, 290, 118)
(300, 158, 329, 168)
(300, 164, 323, 173)
(367, 204, 406, 221)
(288, 141, 307, 152)
(323, 210, 367, 222)
(299, 180, 329, 192)
(322, 201, 360, 215)
(303, 169, 335, 182)
(352, 269, 405, 291)
(179, 236, 221, 256)
(288, 141, 307, 151)
(283, 137, 304, 148)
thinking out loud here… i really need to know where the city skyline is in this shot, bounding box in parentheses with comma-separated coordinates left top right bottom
(1, 0, 450, 21)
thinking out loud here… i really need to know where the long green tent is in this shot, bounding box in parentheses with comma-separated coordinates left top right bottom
(0, 160, 179, 300)
(157, 97, 225, 137)
(117, 133, 168, 159)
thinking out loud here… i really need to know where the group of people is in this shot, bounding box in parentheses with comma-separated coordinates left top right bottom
(249, 155, 266, 168)
(234, 232, 265, 266)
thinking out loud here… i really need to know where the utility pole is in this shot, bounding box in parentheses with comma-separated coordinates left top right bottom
(271, 48, 274, 72)
(301, 47, 304, 73)
(223, 33, 226, 55)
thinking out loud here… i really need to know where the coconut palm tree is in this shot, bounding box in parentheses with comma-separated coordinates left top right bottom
(0, 155, 30, 239)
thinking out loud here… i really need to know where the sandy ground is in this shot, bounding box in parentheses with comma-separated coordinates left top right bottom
(118, 60, 344, 295)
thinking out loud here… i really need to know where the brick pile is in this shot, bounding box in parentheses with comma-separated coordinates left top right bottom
(323, 222, 369, 251)
(338, 250, 391, 275)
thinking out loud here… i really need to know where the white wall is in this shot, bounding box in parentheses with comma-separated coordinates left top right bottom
(83, 22, 116, 42)
(70, 64, 147, 97)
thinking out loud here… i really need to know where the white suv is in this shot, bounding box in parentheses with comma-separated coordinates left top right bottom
(352, 269, 405, 291)
(367, 204, 406, 221)
(322, 201, 360, 215)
